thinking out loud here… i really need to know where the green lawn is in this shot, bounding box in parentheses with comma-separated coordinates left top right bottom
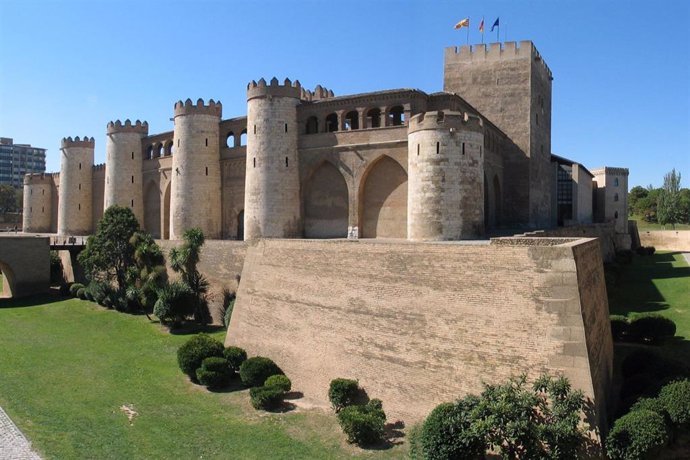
(630, 216, 690, 231)
(0, 296, 407, 459)
(607, 251, 690, 364)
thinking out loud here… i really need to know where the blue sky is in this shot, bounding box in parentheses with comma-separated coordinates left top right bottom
(1, 0, 688, 189)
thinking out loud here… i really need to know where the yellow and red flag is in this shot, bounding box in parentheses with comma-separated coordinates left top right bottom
(454, 18, 469, 30)
(479, 18, 485, 33)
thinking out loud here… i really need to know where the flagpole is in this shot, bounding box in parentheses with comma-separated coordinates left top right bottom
(466, 17, 470, 44)
(496, 25, 499, 43)
(481, 16, 484, 44)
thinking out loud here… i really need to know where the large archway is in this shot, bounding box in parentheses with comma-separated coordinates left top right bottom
(360, 156, 407, 238)
(304, 162, 349, 238)
(162, 182, 171, 240)
(144, 181, 161, 238)
(0, 262, 15, 298)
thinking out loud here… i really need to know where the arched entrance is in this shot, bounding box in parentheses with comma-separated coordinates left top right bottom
(237, 210, 244, 240)
(144, 181, 161, 238)
(360, 156, 407, 238)
(162, 182, 171, 240)
(0, 262, 15, 298)
(304, 162, 349, 238)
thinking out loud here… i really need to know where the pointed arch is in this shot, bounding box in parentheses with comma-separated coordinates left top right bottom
(304, 161, 349, 238)
(359, 155, 407, 238)
(144, 180, 161, 238)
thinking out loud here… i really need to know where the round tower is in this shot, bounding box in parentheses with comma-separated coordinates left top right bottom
(244, 77, 302, 240)
(22, 173, 53, 233)
(170, 98, 222, 240)
(407, 111, 484, 240)
(58, 136, 95, 236)
(104, 119, 148, 226)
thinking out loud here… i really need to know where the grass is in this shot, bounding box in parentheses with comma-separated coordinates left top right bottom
(0, 295, 407, 459)
(630, 215, 690, 231)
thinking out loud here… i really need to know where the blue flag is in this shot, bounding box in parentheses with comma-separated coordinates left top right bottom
(491, 17, 500, 31)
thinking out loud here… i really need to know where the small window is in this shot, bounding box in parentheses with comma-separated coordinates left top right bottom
(284, 123, 288, 133)
(253, 158, 256, 168)
(131, 199, 134, 207)
(285, 157, 289, 167)
(205, 166, 208, 176)
(614, 178, 619, 187)
(536, 113, 539, 126)
(42, 189, 44, 195)
(253, 125, 256, 134)
(78, 203, 81, 210)
(417, 144, 420, 156)
(177, 139, 180, 147)
(79, 163, 81, 170)
(131, 151, 134, 159)
(436, 142, 440, 154)
(462, 143, 465, 155)
(30, 206, 32, 213)
(480, 146, 482, 156)
(205, 138, 208, 147)
(131, 176, 134, 184)
(79, 183, 81, 190)
(42, 206, 44, 213)
(614, 211, 619, 219)
(614, 193, 619, 202)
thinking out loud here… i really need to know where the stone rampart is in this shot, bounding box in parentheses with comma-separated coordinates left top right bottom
(639, 230, 690, 251)
(226, 237, 612, 438)
(515, 222, 620, 262)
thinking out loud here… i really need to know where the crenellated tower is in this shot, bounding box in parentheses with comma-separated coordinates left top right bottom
(444, 41, 552, 227)
(408, 111, 484, 240)
(244, 78, 302, 240)
(22, 173, 53, 233)
(170, 98, 222, 240)
(58, 136, 94, 235)
(104, 119, 148, 226)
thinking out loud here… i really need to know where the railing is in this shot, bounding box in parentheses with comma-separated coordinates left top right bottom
(49, 236, 88, 247)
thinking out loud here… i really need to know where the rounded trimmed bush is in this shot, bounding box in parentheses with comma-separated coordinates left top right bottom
(265, 374, 291, 392)
(69, 283, 84, 297)
(420, 397, 484, 460)
(196, 356, 233, 389)
(629, 314, 676, 344)
(328, 378, 360, 412)
(606, 409, 669, 460)
(610, 315, 630, 341)
(239, 357, 283, 388)
(76, 287, 87, 299)
(337, 400, 386, 446)
(631, 397, 666, 416)
(249, 385, 284, 411)
(177, 334, 224, 381)
(658, 379, 690, 426)
(223, 346, 247, 372)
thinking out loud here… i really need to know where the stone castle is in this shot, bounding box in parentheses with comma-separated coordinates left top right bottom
(23, 40, 629, 244)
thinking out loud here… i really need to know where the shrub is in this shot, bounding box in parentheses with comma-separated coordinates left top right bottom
(196, 357, 233, 389)
(76, 287, 87, 299)
(70, 283, 85, 297)
(631, 397, 667, 416)
(86, 281, 110, 305)
(177, 334, 224, 381)
(337, 399, 386, 446)
(85, 290, 94, 301)
(265, 374, 291, 392)
(610, 315, 630, 341)
(658, 379, 690, 426)
(420, 397, 485, 460)
(223, 346, 247, 372)
(154, 281, 195, 325)
(328, 378, 360, 412)
(628, 314, 676, 344)
(249, 385, 284, 411)
(606, 410, 669, 460)
(239, 357, 283, 387)
(102, 297, 112, 309)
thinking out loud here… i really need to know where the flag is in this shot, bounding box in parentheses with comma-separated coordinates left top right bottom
(491, 17, 499, 32)
(454, 18, 469, 30)
(479, 18, 485, 33)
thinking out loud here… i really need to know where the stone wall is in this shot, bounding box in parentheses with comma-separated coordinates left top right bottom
(226, 237, 612, 437)
(0, 236, 50, 297)
(639, 230, 690, 251)
(516, 222, 619, 262)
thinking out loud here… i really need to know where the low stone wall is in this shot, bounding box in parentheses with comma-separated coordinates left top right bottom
(226, 237, 612, 438)
(515, 222, 623, 262)
(156, 239, 247, 322)
(638, 230, 690, 251)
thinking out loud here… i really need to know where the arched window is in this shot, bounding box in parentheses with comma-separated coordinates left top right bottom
(366, 108, 381, 128)
(388, 106, 405, 126)
(240, 129, 247, 146)
(344, 111, 359, 130)
(326, 113, 338, 132)
(614, 193, 619, 202)
(157, 144, 164, 158)
(305, 116, 319, 134)
(165, 141, 173, 156)
(146, 145, 153, 159)
(226, 132, 235, 148)
(614, 178, 619, 187)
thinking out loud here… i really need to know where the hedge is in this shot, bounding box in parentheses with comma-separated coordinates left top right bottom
(337, 399, 386, 446)
(177, 334, 224, 381)
(328, 378, 360, 412)
(606, 409, 669, 460)
(239, 357, 283, 387)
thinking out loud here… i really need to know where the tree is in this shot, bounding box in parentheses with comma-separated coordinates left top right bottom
(679, 188, 690, 224)
(657, 169, 682, 228)
(126, 231, 168, 317)
(628, 186, 648, 216)
(78, 205, 140, 291)
(0, 185, 17, 212)
(169, 228, 210, 323)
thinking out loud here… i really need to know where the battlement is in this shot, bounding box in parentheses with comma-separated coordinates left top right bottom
(301, 84, 335, 102)
(445, 40, 552, 80)
(107, 119, 149, 135)
(173, 98, 222, 118)
(247, 77, 302, 100)
(408, 110, 483, 134)
(93, 163, 106, 171)
(591, 167, 629, 177)
(23, 173, 52, 185)
(61, 136, 95, 149)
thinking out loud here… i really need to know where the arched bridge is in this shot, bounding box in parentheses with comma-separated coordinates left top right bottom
(0, 236, 50, 298)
